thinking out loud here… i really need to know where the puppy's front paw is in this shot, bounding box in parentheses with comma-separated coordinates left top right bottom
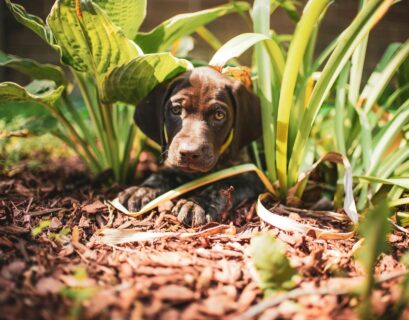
(171, 199, 219, 227)
(118, 186, 160, 212)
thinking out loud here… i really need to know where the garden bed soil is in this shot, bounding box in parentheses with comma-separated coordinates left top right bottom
(0, 155, 408, 319)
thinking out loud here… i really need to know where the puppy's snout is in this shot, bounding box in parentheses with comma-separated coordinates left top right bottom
(179, 143, 207, 162)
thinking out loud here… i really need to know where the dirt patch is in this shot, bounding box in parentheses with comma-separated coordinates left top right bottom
(0, 156, 408, 319)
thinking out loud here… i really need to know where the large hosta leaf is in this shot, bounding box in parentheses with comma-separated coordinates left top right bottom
(0, 80, 64, 106)
(103, 53, 193, 104)
(135, 1, 250, 53)
(96, 0, 147, 39)
(4, 0, 54, 44)
(0, 51, 66, 85)
(47, 0, 141, 78)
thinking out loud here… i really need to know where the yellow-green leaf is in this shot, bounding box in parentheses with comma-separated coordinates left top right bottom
(96, 0, 147, 39)
(135, 2, 250, 53)
(102, 53, 193, 104)
(0, 81, 64, 106)
(47, 0, 141, 79)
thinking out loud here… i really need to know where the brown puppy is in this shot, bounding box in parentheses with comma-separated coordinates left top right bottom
(119, 66, 264, 226)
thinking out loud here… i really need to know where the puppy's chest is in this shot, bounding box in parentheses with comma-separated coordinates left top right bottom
(214, 148, 252, 170)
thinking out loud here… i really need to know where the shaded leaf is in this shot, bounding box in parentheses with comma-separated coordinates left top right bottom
(0, 50, 66, 85)
(355, 200, 391, 320)
(4, 0, 54, 43)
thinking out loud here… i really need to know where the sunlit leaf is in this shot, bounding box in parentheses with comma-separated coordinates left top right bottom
(135, 2, 250, 53)
(0, 80, 64, 106)
(355, 175, 409, 190)
(110, 163, 277, 217)
(96, 0, 147, 39)
(47, 0, 141, 78)
(209, 33, 285, 83)
(102, 53, 193, 104)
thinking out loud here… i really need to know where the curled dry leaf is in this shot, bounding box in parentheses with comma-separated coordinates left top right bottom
(99, 224, 235, 245)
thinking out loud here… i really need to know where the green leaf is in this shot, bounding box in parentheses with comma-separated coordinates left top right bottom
(0, 50, 66, 85)
(271, 0, 300, 22)
(253, 0, 277, 182)
(368, 99, 409, 174)
(250, 232, 297, 295)
(135, 1, 250, 53)
(32, 219, 52, 237)
(0, 80, 64, 106)
(4, 0, 54, 44)
(355, 200, 391, 320)
(275, 0, 331, 192)
(288, 0, 395, 187)
(102, 53, 193, 104)
(0, 101, 58, 136)
(96, 0, 147, 39)
(355, 175, 409, 190)
(362, 40, 409, 113)
(47, 0, 141, 79)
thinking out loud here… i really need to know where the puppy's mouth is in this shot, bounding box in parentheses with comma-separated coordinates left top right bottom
(165, 157, 217, 173)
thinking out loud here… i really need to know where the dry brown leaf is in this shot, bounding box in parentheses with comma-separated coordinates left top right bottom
(155, 285, 196, 302)
(82, 200, 106, 214)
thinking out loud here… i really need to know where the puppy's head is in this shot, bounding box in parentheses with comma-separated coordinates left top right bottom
(134, 66, 261, 173)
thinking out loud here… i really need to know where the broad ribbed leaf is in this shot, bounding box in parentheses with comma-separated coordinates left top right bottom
(103, 53, 193, 104)
(47, 0, 141, 78)
(135, 2, 250, 53)
(0, 80, 64, 105)
(0, 51, 66, 85)
(96, 0, 147, 39)
(4, 0, 54, 44)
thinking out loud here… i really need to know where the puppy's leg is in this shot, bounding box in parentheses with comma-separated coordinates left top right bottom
(172, 172, 265, 226)
(119, 170, 193, 212)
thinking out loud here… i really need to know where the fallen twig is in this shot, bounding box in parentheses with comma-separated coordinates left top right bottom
(27, 208, 62, 217)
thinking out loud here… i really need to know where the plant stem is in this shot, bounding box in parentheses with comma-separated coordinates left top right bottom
(100, 102, 120, 181)
(73, 71, 111, 166)
(61, 93, 104, 165)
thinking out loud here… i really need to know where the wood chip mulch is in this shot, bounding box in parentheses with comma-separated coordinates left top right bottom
(0, 156, 408, 320)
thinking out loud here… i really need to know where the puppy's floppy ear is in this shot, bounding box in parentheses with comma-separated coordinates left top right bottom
(134, 84, 169, 145)
(228, 81, 262, 157)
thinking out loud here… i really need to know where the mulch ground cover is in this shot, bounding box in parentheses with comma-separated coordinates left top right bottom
(1, 155, 408, 320)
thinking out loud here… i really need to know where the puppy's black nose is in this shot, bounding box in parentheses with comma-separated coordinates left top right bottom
(179, 143, 203, 162)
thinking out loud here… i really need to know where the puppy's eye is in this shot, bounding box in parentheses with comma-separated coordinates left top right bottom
(214, 110, 226, 121)
(170, 105, 182, 115)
